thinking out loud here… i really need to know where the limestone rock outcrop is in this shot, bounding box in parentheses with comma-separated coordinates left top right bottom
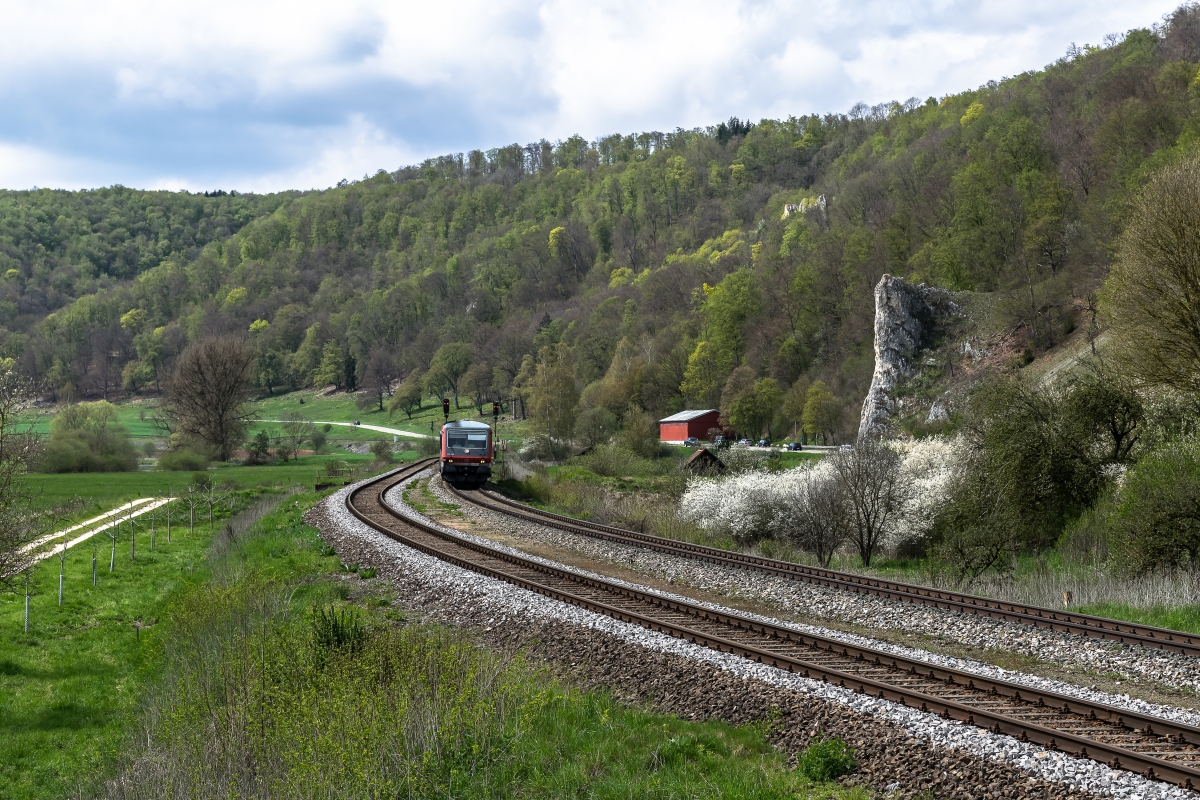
(858, 275, 940, 439)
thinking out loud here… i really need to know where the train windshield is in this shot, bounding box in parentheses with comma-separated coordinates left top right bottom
(446, 430, 488, 456)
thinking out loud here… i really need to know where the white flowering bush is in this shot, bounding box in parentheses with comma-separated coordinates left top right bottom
(889, 435, 968, 547)
(681, 459, 839, 544)
(681, 436, 967, 552)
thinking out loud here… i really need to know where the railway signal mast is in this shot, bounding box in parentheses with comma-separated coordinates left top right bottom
(492, 401, 501, 465)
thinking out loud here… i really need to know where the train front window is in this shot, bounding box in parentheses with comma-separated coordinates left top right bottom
(447, 431, 488, 455)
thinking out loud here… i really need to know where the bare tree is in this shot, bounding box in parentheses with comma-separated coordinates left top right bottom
(831, 438, 911, 566)
(356, 348, 397, 412)
(203, 481, 226, 531)
(105, 517, 118, 572)
(163, 491, 174, 544)
(491, 332, 532, 394)
(278, 413, 314, 462)
(785, 471, 851, 567)
(0, 371, 46, 589)
(184, 484, 201, 534)
(160, 337, 256, 461)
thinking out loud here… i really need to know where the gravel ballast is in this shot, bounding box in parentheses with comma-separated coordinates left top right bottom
(429, 477, 1200, 695)
(308, 469, 1199, 799)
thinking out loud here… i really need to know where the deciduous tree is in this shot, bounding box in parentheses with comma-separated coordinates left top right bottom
(461, 362, 492, 414)
(728, 378, 783, 440)
(1107, 437, 1200, 575)
(802, 381, 841, 445)
(278, 413, 314, 462)
(426, 343, 473, 408)
(356, 348, 397, 411)
(1102, 152, 1200, 393)
(0, 371, 48, 590)
(527, 343, 579, 440)
(387, 371, 425, 420)
(161, 337, 255, 461)
(830, 438, 910, 567)
(785, 471, 850, 567)
(313, 343, 345, 389)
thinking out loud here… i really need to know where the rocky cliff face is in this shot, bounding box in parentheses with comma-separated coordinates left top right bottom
(858, 275, 940, 439)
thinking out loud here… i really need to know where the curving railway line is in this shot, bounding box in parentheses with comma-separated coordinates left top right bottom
(350, 462, 1200, 790)
(445, 483, 1200, 658)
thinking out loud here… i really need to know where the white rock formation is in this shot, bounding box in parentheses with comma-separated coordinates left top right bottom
(858, 275, 934, 439)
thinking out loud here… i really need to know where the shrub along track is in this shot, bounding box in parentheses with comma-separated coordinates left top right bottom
(448, 484, 1200, 658)
(352, 463, 1200, 791)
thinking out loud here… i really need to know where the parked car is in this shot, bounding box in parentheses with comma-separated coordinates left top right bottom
(736, 438, 752, 447)
(786, 441, 803, 451)
(683, 437, 701, 447)
(756, 439, 771, 448)
(712, 435, 731, 449)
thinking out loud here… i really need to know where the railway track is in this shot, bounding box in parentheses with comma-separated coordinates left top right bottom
(446, 483, 1200, 658)
(350, 463, 1200, 790)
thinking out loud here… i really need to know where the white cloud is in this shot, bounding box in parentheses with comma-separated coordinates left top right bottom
(0, 0, 1183, 189)
(0, 142, 108, 191)
(235, 115, 423, 193)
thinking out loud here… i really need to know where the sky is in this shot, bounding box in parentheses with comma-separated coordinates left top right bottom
(0, 0, 1182, 194)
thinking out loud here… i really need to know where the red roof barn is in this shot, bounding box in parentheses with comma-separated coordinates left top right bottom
(658, 409, 720, 443)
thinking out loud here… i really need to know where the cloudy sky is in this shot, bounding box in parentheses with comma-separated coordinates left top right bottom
(0, 0, 1180, 193)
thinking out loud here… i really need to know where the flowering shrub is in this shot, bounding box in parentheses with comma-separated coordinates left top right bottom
(681, 459, 838, 545)
(681, 436, 967, 552)
(889, 435, 967, 546)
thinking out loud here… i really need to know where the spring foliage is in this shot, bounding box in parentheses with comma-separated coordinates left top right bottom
(1103, 152, 1200, 394)
(40, 400, 137, 473)
(8, 9, 1200, 445)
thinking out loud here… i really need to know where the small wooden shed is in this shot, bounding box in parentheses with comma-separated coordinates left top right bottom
(682, 448, 725, 475)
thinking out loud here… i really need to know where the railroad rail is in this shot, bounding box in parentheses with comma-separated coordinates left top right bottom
(445, 484, 1200, 658)
(349, 464, 1200, 790)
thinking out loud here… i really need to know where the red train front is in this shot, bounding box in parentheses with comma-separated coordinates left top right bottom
(439, 420, 493, 488)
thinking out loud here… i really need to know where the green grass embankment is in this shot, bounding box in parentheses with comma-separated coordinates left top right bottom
(2, 468, 867, 799)
(104, 498, 864, 799)
(1072, 603, 1200, 635)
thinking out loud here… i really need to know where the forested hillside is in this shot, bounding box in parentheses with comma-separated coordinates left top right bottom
(9, 5, 1200, 435)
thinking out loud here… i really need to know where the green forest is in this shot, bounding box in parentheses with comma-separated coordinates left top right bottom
(7, 7, 1200, 439)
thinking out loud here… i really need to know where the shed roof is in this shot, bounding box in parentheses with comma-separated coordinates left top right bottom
(658, 409, 719, 423)
(683, 448, 725, 474)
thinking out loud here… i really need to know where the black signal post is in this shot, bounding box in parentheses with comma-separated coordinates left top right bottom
(442, 398, 450, 421)
(492, 401, 501, 462)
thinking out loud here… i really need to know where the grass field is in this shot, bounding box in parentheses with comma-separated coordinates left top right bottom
(0, 487, 327, 800)
(251, 388, 502, 438)
(15, 452, 416, 517)
(19, 387, 501, 443)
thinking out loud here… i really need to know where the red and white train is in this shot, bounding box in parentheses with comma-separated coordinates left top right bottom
(439, 420, 493, 488)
